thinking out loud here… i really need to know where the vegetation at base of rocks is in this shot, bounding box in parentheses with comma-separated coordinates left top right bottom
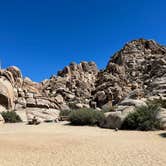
(1, 111, 22, 123)
(122, 103, 160, 131)
(69, 109, 105, 126)
(159, 133, 166, 138)
(59, 110, 72, 117)
(148, 98, 166, 109)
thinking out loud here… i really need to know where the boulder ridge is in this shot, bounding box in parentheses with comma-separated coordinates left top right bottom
(1, 39, 166, 123)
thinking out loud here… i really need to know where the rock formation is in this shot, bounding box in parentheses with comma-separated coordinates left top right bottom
(96, 39, 166, 129)
(0, 66, 60, 121)
(0, 62, 98, 122)
(1, 38, 166, 126)
(41, 61, 98, 109)
(93, 39, 166, 107)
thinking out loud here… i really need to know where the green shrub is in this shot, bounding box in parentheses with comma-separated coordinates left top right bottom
(59, 110, 71, 117)
(69, 109, 105, 126)
(148, 98, 166, 108)
(1, 111, 22, 123)
(122, 103, 160, 131)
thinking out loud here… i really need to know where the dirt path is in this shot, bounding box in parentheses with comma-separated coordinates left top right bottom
(0, 122, 166, 166)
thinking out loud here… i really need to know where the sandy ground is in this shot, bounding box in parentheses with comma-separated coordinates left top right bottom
(0, 123, 166, 166)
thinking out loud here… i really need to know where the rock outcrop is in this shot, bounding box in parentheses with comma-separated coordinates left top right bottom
(0, 66, 61, 121)
(100, 99, 147, 129)
(0, 73, 14, 109)
(1, 38, 166, 125)
(0, 114, 4, 124)
(93, 39, 166, 108)
(157, 108, 166, 130)
(41, 61, 98, 109)
(0, 62, 98, 121)
(100, 106, 135, 129)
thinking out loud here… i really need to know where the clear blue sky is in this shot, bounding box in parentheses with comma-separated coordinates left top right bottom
(0, 0, 165, 82)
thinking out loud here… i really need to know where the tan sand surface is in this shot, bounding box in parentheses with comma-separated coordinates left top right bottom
(0, 122, 166, 166)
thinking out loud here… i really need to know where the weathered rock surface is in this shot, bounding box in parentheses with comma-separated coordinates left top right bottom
(1, 39, 166, 126)
(119, 99, 147, 107)
(41, 61, 98, 109)
(0, 76, 14, 109)
(0, 114, 4, 124)
(93, 39, 166, 108)
(26, 108, 60, 122)
(15, 108, 60, 122)
(157, 108, 166, 130)
(0, 105, 7, 113)
(100, 106, 135, 129)
(0, 62, 98, 121)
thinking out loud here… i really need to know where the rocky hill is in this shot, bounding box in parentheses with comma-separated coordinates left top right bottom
(93, 39, 166, 108)
(1, 39, 166, 125)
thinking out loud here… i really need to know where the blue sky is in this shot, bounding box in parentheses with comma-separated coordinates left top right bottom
(0, 0, 165, 81)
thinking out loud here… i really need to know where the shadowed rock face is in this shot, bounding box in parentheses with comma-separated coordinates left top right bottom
(0, 77, 14, 110)
(0, 94, 8, 108)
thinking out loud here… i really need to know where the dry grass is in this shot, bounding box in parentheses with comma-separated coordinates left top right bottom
(0, 122, 166, 166)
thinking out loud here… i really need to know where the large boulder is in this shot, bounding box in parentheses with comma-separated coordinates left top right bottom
(26, 98, 36, 107)
(25, 108, 60, 122)
(0, 114, 4, 124)
(0, 70, 15, 85)
(0, 105, 7, 113)
(7, 66, 22, 81)
(23, 77, 41, 94)
(15, 107, 60, 122)
(119, 99, 147, 107)
(157, 108, 166, 130)
(15, 110, 27, 122)
(15, 97, 26, 109)
(100, 106, 135, 129)
(0, 77, 14, 109)
(54, 94, 64, 104)
(36, 98, 50, 108)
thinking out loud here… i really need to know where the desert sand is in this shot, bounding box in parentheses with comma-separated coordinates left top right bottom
(0, 122, 166, 166)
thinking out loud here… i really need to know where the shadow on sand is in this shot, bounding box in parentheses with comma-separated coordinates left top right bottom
(159, 133, 166, 138)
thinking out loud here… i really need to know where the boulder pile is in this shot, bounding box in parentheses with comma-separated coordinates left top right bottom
(1, 39, 166, 126)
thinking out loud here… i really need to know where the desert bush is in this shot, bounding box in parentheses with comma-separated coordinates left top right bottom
(122, 103, 160, 131)
(148, 98, 166, 108)
(59, 110, 71, 117)
(1, 111, 22, 123)
(69, 109, 105, 126)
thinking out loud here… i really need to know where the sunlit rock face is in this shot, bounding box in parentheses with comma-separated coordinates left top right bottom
(0, 61, 98, 117)
(41, 61, 98, 109)
(93, 39, 166, 108)
(2, 39, 166, 121)
(0, 75, 14, 110)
